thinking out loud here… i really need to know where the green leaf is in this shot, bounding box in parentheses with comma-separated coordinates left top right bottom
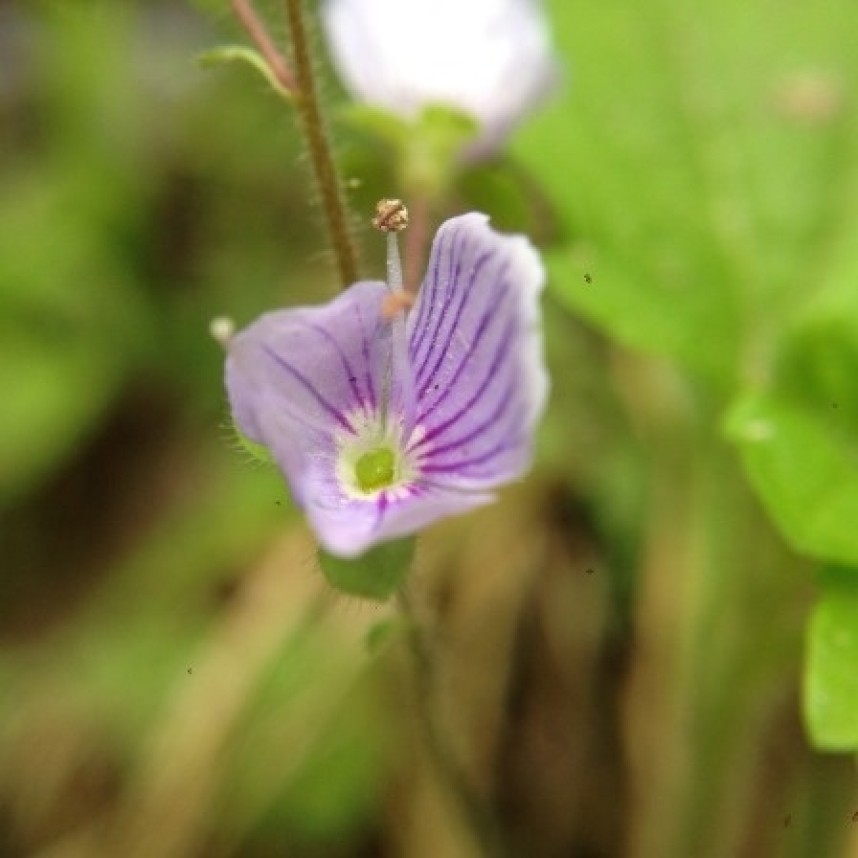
(517, 0, 858, 384)
(198, 45, 292, 100)
(727, 389, 858, 566)
(318, 537, 415, 601)
(726, 249, 858, 565)
(805, 567, 858, 750)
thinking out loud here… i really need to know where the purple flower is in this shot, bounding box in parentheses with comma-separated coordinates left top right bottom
(225, 213, 547, 558)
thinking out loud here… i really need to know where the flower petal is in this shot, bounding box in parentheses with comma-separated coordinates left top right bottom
(224, 214, 548, 559)
(304, 482, 494, 559)
(406, 213, 547, 490)
(226, 280, 390, 506)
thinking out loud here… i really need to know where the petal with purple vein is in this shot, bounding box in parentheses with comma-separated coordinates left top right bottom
(406, 213, 548, 491)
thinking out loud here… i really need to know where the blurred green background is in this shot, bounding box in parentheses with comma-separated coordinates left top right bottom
(1, 0, 857, 856)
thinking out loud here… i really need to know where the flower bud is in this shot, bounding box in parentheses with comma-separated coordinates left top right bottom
(321, 0, 557, 152)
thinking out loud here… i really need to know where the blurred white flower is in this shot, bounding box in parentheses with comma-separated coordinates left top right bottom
(322, 0, 556, 149)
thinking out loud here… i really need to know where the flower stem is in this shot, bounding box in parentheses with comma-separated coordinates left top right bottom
(283, 0, 359, 289)
(386, 232, 404, 293)
(396, 588, 506, 857)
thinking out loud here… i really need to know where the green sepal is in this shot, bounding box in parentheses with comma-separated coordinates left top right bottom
(318, 537, 415, 601)
(340, 105, 413, 149)
(404, 105, 480, 196)
(230, 425, 276, 466)
(197, 45, 292, 100)
(342, 103, 479, 199)
(805, 566, 858, 750)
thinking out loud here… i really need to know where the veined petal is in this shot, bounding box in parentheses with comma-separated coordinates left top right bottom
(224, 213, 547, 560)
(304, 479, 493, 559)
(406, 213, 548, 490)
(225, 278, 461, 559)
(226, 280, 391, 506)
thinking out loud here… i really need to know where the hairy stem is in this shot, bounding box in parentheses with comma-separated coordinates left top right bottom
(230, 0, 296, 93)
(396, 588, 506, 858)
(283, 0, 359, 289)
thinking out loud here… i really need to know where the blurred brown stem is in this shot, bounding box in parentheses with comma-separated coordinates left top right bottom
(396, 588, 506, 858)
(404, 195, 431, 295)
(283, 0, 360, 289)
(230, 0, 296, 93)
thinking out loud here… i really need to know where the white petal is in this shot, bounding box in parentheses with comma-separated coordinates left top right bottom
(322, 0, 556, 145)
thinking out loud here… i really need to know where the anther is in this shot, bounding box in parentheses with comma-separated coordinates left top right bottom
(372, 198, 409, 233)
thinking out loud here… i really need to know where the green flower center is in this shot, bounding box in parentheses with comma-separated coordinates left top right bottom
(354, 447, 396, 493)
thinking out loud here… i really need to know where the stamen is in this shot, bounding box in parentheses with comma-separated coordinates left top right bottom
(371, 198, 415, 432)
(371, 198, 409, 301)
(379, 205, 415, 318)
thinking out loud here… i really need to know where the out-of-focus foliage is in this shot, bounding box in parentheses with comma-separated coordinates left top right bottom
(518, 0, 857, 388)
(728, 283, 858, 567)
(515, 0, 858, 757)
(0, 0, 318, 504)
(1, 2, 152, 500)
(806, 568, 858, 749)
(2, 0, 858, 855)
(1, 2, 390, 854)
